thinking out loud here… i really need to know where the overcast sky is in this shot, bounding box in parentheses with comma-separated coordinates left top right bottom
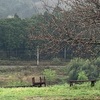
(31, 0, 58, 13)
(34, 0, 58, 10)
(34, 0, 70, 13)
(34, 0, 58, 7)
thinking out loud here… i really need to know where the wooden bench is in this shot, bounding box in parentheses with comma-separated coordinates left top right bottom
(32, 77, 46, 87)
(69, 80, 96, 87)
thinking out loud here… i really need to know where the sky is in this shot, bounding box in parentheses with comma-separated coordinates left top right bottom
(34, 0, 58, 7)
(34, 0, 70, 13)
(33, 0, 59, 12)
(35, 0, 71, 11)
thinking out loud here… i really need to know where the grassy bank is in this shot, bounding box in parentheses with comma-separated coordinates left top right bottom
(0, 82, 100, 100)
(0, 63, 99, 100)
(0, 66, 67, 87)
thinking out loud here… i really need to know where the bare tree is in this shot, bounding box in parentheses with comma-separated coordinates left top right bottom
(29, 0, 100, 58)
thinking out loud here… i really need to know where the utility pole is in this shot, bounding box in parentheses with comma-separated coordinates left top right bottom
(64, 47, 67, 60)
(37, 46, 39, 66)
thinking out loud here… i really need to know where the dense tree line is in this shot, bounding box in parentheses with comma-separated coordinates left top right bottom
(0, 14, 57, 60)
(0, 15, 30, 60)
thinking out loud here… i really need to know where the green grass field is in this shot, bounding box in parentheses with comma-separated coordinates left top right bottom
(0, 82, 100, 100)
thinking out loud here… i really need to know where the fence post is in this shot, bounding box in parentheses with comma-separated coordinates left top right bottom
(32, 77, 35, 86)
(37, 46, 39, 66)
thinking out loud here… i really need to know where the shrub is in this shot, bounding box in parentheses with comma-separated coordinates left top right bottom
(43, 69, 57, 85)
(78, 71, 88, 80)
(66, 58, 98, 80)
(93, 57, 100, 78)
(56, 76, 68, 84)
(67, 58, 86, 80)
(94, 57, 100, 67)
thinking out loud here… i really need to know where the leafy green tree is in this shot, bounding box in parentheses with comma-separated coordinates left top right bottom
(43, 69, 57, 85)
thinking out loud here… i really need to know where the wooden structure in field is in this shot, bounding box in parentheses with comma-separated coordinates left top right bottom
(32, 77, 46, 87)
(69, 79, 96, 87)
